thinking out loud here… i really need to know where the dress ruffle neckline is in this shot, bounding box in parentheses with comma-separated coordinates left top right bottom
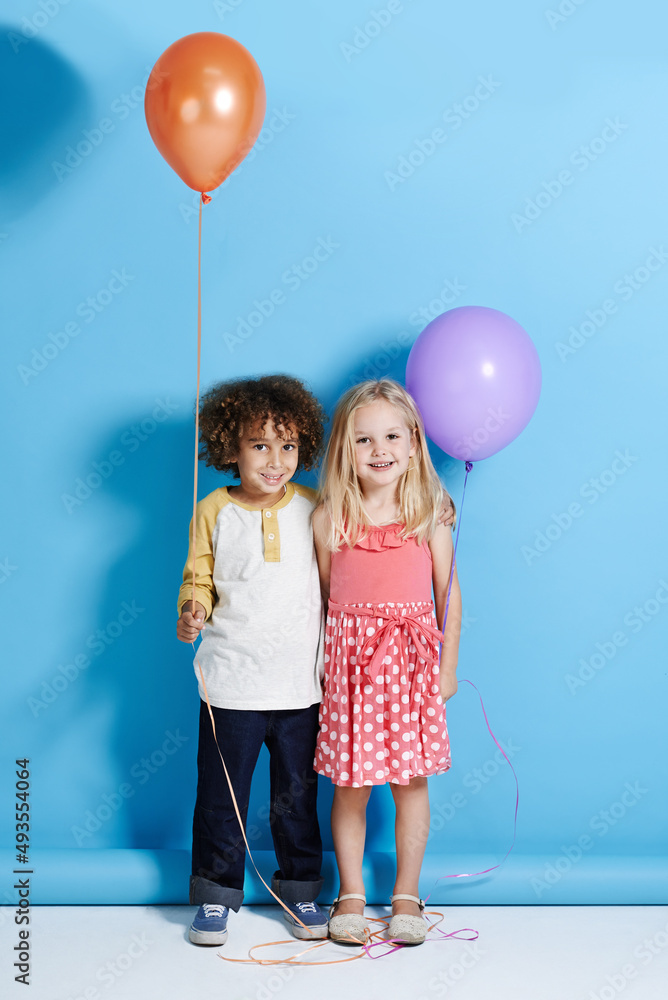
(355, 523, 405, 551)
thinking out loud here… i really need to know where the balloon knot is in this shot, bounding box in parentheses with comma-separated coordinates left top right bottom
(201, 193, 212, 204)
(465, 461, 473, 472)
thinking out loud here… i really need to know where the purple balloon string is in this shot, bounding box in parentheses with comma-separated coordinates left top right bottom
(432, 460, 519, 886)
(432, 678, 519, 884)
(363, 924, 479, 959)
(441, 459, 473, 634)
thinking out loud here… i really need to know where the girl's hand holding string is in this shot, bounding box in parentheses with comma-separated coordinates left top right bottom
(177, 601, 207, 642)
(430, 520, 462, 702)
(439, 670, 458, 702)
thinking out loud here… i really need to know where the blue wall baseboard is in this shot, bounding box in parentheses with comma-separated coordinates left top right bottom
(6, 850, 668, 906)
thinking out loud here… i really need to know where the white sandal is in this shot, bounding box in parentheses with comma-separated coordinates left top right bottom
(388, 893, 426, 945)
(328, 893, 369, 945)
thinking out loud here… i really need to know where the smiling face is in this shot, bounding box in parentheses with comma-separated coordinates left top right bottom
(231, 418, 299, 504)
(353, 400, 416, 495)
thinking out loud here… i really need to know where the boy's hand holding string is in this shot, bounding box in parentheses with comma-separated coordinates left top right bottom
(177, 601, 207, 642)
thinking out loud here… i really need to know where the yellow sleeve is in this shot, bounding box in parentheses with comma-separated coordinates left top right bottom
(177, 489, 228, 620)
(292, 483, 319, 505)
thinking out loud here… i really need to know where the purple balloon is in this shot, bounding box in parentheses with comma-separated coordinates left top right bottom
(406, 306, 541, 461)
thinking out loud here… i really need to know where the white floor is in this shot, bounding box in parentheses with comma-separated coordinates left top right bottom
(2, 904, 668, 1000)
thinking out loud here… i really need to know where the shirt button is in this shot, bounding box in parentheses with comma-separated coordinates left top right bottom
(265, 511, 272, 517)
(268, 533, 275, 540)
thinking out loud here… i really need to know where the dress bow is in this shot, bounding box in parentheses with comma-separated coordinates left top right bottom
(328, 602, 444, 681)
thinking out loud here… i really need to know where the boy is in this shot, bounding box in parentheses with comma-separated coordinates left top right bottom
(177, 374, 329, 945)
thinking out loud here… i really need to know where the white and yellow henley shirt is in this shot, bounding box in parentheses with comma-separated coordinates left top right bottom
(177, 482, 324, 711)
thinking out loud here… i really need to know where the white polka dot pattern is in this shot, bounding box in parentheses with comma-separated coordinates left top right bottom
(314, 602, 451, 786)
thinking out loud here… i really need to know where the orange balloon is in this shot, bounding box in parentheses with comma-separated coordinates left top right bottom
(145, 32, 266, 193)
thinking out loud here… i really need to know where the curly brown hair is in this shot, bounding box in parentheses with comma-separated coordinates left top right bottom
(198, 374, 326, 476)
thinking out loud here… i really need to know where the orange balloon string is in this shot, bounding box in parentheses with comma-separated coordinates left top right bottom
(219, 912, 477, 967)
(193, 645, 313, 938)
(190, 193, 204, 613)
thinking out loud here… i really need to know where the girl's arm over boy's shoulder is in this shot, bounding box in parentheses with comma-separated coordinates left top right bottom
(311, 505, 332, 607)
(438, 490, 456, 527)
(429, 522, 461, 701)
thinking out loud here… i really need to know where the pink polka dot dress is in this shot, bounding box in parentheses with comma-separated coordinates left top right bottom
(314, 523, 451, 787)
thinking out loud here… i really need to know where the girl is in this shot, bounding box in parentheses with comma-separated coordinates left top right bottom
(312, 378, 461, 946)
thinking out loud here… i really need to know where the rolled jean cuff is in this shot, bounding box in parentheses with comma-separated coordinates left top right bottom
(190, 875, 244, 912)
(271, 873, 324, 904)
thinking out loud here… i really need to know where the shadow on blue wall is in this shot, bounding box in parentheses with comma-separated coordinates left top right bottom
(51, 410, 339, 893)
(0, 29, 90, 220)
(69, 416, 199, 858)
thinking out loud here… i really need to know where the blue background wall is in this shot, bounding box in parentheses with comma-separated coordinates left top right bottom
(2, 0, 667, 905)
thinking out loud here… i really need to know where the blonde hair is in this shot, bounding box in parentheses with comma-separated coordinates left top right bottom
(319, 378, 447, 550)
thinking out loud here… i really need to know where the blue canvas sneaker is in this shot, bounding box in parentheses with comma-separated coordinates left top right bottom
(189, 904, 229, 945)
(282, 901, 329, 940)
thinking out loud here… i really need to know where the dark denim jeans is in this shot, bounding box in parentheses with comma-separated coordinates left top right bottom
(190, 700, 323, 911)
